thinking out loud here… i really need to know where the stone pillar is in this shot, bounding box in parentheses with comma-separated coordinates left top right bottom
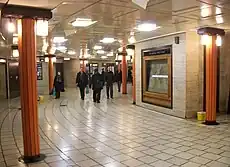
(47, 34, 54, 93)
(122, 47, 127, 94)
(18, 18, 45, 162)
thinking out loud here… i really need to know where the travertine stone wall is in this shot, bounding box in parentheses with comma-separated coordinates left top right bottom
(219, 32, 230, 112)
(64, 59, 80, 88)
(135, 31, 204, 118)
(37, 62, 56, 95)
(185, 32, 203, 118)
(135, 32, 187, 118)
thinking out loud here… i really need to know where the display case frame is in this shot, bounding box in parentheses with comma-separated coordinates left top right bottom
(141, 45, 173, 108)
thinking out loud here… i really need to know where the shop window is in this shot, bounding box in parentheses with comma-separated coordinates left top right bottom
(142, 46, 172, 108)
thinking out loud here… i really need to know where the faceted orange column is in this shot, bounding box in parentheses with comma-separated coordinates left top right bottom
(205, 35, 218, 125)
(122, 47, 127, 94)
(132, 52, 136, 104)
(18, 18, 44, 162)
(47, 33, 54, 92)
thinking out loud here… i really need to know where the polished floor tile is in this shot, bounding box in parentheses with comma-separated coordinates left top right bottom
(0, 88, 229, 167)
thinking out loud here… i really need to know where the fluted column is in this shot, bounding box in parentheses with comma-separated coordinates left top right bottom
(18, 18, 44, 162)
(205, 36, 218, 124)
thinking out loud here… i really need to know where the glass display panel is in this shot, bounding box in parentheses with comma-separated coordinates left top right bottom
(146, 59, 168, 94)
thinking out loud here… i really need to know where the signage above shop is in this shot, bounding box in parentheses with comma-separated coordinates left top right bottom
(143, 46, 171, 56)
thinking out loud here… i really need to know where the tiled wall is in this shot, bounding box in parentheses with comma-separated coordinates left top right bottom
(135, 31, 204, 118)
(37, 62, 56, 95)
(219, 32, 230, 112)
(185, 32, 203, 117)
(37, 60, 81, 94)
(64, 59, 80, 88)
(135, 32, 187, 118)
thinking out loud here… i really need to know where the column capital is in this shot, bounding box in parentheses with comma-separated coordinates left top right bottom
(1, 3, 52, 19)
(197, 27, 225, 36)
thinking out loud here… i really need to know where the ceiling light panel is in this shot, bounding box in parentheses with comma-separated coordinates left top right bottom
(94, 45, 102, 50)
(53, 37, 68, 43)
(100, 38, 115, 44)
(136, 23, 160, 32)
(72, 18, 97, 27)
(97, 50, 105, 54)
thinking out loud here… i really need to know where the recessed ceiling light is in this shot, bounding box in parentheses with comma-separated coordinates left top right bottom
(56, 46, 67, 52)
(53, 37, 67, 43)
(97, 50, 105, 54)
(107, 52, 114, 57)
(100, 37, 115, 44)
(101, 56, 108, 59)
(136, 23, 160, 32)
(72, 18, 97, 27)
(94, 45, 102, 50)
(64, 57, 70, 61)
(67, 50, 76, 55)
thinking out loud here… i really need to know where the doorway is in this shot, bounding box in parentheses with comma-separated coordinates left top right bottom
(7, 61, 20, 98)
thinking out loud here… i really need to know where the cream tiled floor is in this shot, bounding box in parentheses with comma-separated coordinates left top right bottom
(0, 88, 229, 167)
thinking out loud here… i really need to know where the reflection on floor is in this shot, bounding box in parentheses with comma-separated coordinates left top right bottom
(0, 88, 229, 167)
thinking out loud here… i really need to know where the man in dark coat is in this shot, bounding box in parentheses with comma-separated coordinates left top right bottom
(115, 69, 122, 92)
(105, 68, 114, 99)
(101, 68, 105, 86)
(53, 72, 63, 99)
(76, 68, 88, 100)
(92, 69, 103, 103)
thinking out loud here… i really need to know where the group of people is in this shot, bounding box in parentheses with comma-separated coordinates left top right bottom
(76, 67, 122, 103)
(52, 67, 122, 101)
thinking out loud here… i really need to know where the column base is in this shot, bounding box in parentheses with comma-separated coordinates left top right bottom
(19, 154, 46, 164)
(122, 93, 127, 95)
(203, 121, 219, 125)
(133, 101, 136, 105)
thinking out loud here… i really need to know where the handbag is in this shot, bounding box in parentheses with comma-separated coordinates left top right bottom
(86, 86, 89, 94)
(52, 88, 56, 96)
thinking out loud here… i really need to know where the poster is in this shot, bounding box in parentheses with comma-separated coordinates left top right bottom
(37, 62, 43, 80)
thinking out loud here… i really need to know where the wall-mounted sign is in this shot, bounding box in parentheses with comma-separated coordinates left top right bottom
(143, 47, 171, 56)
(142, 45, 172, 108)
(37, 62, 43, 80)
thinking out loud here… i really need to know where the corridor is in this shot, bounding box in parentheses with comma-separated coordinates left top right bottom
(0, 90, 230, 167)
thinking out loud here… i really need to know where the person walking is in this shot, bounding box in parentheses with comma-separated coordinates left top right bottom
(92, 69, 103, 103)
(115, 69, 122, 92)
(101, 68, 105, 87)
(105, 68, 114, 99)
(76, 68, 88, 100)
(53, 72, 63, 99)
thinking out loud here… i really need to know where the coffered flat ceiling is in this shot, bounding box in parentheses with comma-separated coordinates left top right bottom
(2, 0, 230, 56)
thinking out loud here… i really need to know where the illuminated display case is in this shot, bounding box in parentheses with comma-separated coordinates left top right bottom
(142, 46, 172, 108)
